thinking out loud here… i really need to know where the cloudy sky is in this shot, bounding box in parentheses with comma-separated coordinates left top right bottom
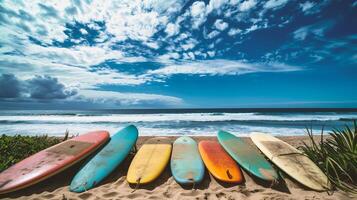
(0, 0, 356, 109)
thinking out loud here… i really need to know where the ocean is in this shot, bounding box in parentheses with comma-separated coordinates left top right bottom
(0, 109, 356, 137)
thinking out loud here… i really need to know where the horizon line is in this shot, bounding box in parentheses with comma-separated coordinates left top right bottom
(1, 108, 357, 112)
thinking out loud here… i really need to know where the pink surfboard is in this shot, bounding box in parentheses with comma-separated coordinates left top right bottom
(0, 131, 109, 194)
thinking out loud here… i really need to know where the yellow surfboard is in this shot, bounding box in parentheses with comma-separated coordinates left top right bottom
(250, 132, 330, 191)
(127, 137, 172, 184)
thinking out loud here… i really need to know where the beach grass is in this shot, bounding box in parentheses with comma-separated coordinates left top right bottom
(0, 132, 68, 172)
(299, 121, 357, 194)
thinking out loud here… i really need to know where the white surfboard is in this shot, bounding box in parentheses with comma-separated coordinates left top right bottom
(250, 132, 330, 191)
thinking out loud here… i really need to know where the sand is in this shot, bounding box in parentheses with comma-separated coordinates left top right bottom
(0, 136, 353, 200)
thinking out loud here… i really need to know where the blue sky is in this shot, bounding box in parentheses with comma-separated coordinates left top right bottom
(0, 0, 356, 109)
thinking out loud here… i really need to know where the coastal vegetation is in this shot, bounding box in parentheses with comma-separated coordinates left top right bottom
(0, 131, 68, 172)
(300, 121, 357, 194)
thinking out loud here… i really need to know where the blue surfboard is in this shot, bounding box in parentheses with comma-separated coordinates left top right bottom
(70, 125, 138, 192)
(217, 130, 278, 181)
(170, 136, 205, 185)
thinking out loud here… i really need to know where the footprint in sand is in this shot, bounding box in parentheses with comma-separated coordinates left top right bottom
(43, 193, 55, 198)
(102, 191, 118, 198)
(126, 192, 141, 199)
(78, 193, 92, 199)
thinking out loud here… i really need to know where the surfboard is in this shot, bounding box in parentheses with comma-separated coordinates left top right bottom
(70, 125, 139, 192)
(170, 136, 205, 185)
(250, 132, 330, 191)
(127, 137, 172, 185)
(0, 131, 109, 194)
(217, 130, 278, 181)
(198, 140, 243, 183)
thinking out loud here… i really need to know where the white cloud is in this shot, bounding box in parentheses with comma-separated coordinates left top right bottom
(300, 2, 315, 12)
(0, 34, 152, 89)
(206, 0, 229, 14)
(299, 1, 320, 15)
(176, 33, 189, 41)
(181, 40, 197, 51)
(246, 24, 259, 33)
(0, 0, 184, 47)
(264, 0, 289, 9)
(165, 23, 180, 37)
(0, 1, 68, 44)
(190, 1, 207, 29)
(147, 59, 300, 76)
(0, 37, 147, 70)
(79, 28, 88, 35)
(207, 30, 221, 39)
(228, 28, 242, 36)
(187, 52, 196, 60)
(194, 51, 207, 58)
(75, 90, 183, 106)
(145, 41, 160, 49)
(293, 27, 309, 40)
(181, 43, 195, 51)
(158, 52, 181, 61)
(0, 57, 151, 89)
(0, 56, 183, 107)
(74, 0, 178, 42)
(0, 0, 174, 73)
(239, 0, 257, 12)
(207, 51, 216, 57)
(214, 19, 229, 31)
(293, 21, 333, 41)
(88, 23, 101, 31)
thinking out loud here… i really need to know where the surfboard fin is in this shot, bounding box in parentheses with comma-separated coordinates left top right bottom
(131, 145, 137, 154)
(132, 178, 141, 193)
(188, 178, 196, 190)
(226, 169, 233, 179)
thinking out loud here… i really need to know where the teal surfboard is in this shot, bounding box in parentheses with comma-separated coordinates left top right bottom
(217, 130, 278, 181)
(70, 125, 138, 192)
(170, 136, 205, 185)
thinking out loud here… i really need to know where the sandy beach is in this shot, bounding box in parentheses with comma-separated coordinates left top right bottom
(0, 136, 353, 200)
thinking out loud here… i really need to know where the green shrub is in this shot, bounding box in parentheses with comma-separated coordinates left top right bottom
(299, 121, 357, 194)
(0, 134, 64, 172)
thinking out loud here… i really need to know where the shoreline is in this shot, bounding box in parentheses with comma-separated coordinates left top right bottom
(2, 110, 356, 137)
(1, 135, 352, 200)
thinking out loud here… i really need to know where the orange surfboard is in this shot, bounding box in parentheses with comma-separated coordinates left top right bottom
(198, 140, 243, 183)
(0, 131, 109, 194)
